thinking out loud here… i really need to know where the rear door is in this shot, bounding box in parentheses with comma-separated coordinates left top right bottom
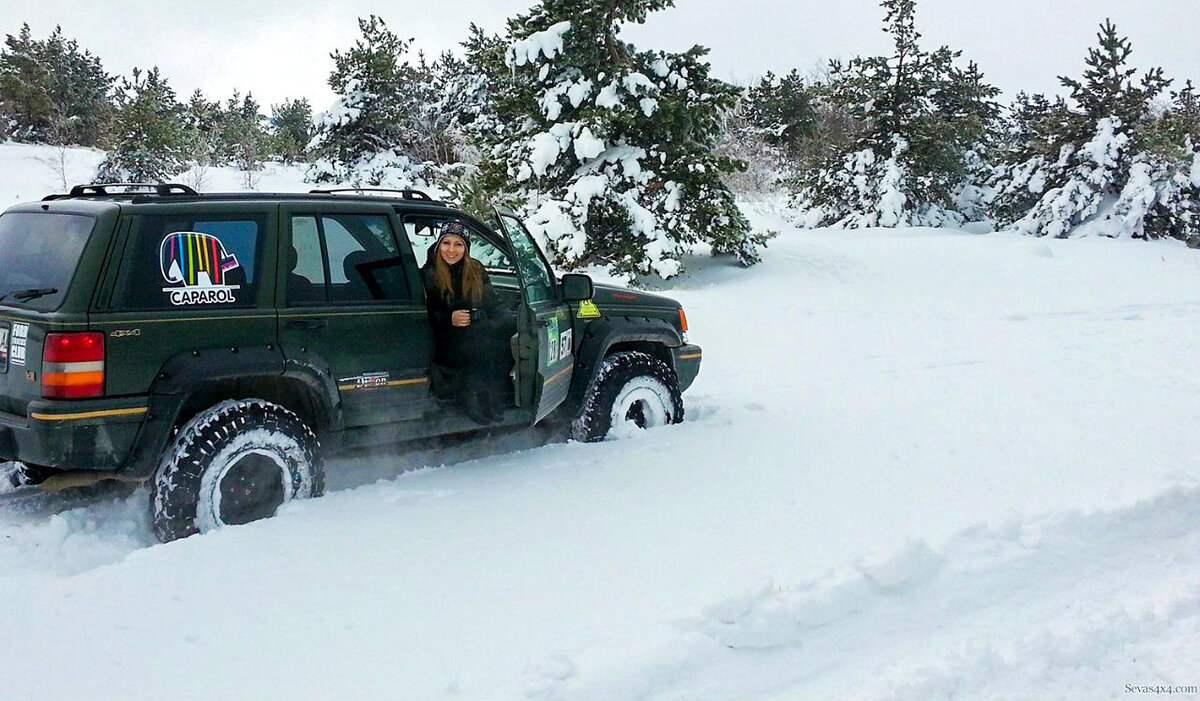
(493, 209, 573, 422)
(0, 209, 101, 414)
(96, 203, 277, 398)
(278, 202, 433, 427)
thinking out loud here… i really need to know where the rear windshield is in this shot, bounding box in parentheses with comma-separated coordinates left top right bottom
(0, 212, 95, 310)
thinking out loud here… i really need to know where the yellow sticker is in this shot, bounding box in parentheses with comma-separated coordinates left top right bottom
(577, 300, 602, 318)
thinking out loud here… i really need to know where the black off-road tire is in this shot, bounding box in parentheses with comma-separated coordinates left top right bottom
(571, 351, 683, 442)
(151, 399, 323, 543)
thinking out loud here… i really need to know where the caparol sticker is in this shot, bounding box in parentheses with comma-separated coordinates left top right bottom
(160, 232, 241, 306)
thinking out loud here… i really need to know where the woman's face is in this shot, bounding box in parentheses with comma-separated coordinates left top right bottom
(438, 234, 467, 265)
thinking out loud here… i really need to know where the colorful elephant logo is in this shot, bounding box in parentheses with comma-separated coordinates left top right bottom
(159, 232, 241, 305)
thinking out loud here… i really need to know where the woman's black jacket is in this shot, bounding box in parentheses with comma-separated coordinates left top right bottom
(420, 259, 510, 368)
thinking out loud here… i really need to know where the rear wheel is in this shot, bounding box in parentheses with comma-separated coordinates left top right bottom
(571, 351, 683, 442)
(151, 399, 323, 542)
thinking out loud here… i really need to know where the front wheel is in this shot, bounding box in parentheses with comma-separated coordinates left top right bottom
(571, 351, 683, 442)
(151, 399, 324, 542)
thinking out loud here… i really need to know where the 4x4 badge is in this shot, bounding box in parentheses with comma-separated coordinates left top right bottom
(160, 232, 241, 306)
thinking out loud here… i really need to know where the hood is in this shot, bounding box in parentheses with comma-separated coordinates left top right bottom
(589, 282, 681, 310)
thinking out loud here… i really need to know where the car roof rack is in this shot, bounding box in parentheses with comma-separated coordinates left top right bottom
(43, 183, 199, 201)
(309, 187, 436, 201)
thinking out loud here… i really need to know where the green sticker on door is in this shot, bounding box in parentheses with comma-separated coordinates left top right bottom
(546, 316, 560, 364)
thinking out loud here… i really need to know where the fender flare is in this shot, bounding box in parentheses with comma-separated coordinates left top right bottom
(118, 345, 341, 479)
(567, 317, 683, 408)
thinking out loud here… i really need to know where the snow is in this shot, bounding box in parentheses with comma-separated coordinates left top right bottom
(875, 137, 909, 227)
(525, 124, 575, 178)
(571, 127, 604, 161)
(594, 82, 621, 109)
(621, 72, 656, 96)
(4, 143, 1200, 699)
(564, 78, 593, 108)
(0, 141, 106, 203)
(506, 21, 571, 68)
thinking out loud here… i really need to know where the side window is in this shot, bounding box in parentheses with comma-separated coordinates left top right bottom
(403, 216, 514, 272)
(498, 214, 555, 303)
(112, 214, 264, 310)
(286, 213, 411, 305)
(287, 215, 325, 305)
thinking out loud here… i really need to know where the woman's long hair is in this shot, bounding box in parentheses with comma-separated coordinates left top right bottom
(431, 248, 484, 305)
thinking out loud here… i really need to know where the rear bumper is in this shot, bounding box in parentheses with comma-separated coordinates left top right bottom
(0, 397, 149, 472)
(672, 344, 702, 393)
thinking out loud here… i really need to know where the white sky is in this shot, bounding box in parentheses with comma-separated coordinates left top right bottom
(4, 0, 1198, 111)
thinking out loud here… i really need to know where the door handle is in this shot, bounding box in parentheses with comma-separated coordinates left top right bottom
(286, 318, 327, 330)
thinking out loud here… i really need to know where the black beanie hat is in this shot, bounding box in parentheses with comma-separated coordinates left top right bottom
(437, 221, 471, 251)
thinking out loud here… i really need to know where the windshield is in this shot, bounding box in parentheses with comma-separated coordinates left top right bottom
(0, 212, 95, 310)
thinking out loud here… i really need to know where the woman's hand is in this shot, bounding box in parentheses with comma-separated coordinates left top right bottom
(451, 310, 472, 327)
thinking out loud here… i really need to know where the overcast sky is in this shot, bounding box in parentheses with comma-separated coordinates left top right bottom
(5, 0, 1198, 111)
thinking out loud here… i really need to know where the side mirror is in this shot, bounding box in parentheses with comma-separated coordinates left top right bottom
(560, 273, 594, 302)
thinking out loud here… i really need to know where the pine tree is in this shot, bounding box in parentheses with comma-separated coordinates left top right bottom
(470, 0, 763, 279)
(1145, 81, 1200, 154)
(790, 0, 999, 228)
(743, 70, 817, 159)
(991, 19, 1179, 239)
(1115, 81, 1200, 244)
(96, 67, 187, 182)
(307, 15, 431, 189)
(715, 71, 817, 197)
(182, 89, 223, 166)
(217, 91, 268, 173)
(0, 24, 113, 146)
(269, 98, 313, 164)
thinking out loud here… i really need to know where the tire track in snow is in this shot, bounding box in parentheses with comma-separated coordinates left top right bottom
(533, 487, 1200, 701)
(0, 423, 571, 580)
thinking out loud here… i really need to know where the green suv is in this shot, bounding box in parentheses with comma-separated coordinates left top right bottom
(0, 184, 701, 541)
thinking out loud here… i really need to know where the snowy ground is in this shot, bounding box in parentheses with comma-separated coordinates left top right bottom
(3, 145, 1200, 699)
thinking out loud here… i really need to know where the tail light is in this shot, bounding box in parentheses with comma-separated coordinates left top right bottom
(678, 308, 689, 333)
(42, 333, 105, 399)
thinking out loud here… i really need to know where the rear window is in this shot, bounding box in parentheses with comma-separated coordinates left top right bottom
(0, 212, 95, 310)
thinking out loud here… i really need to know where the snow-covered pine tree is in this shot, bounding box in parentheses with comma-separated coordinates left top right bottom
(408, 50, 484, 167)
(743, 71, 817, 160)
(990, 20, 1179, 239)
(0, 24, 113, 146)
(716, 70, 817, 197)
(306, 15, 432, 190)
(1114, 81, 1200, 244)
(95, 67, 188, 183)
(469, 0, 763, 280)
(791, 0, 999, 228)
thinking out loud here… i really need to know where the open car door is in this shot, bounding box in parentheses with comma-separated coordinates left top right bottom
(493, 208, 574, 423)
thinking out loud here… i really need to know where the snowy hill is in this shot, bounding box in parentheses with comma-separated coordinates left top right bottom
(3, 143, 1200, 699)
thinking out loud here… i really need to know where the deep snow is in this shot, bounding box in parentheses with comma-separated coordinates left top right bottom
(2, 144, 1200, 699)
